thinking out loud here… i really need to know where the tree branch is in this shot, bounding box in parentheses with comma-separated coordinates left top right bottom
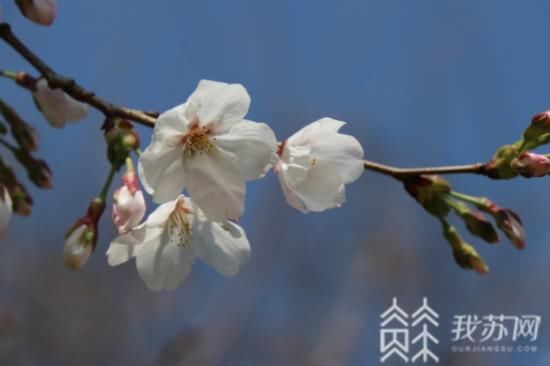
(363, 160, 488, 179)
(0, 23, 156, 127)
(0, 22, 494, 180)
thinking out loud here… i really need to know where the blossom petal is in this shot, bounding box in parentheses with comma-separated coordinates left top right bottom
(277, 170, 307, 213)
(33, 79, 88, 127)
(308, 133, 364, 184)
(184, 149, 245, 222)
(138, 145, 183, 198)
(135, 235, 196, 291)
(154, 102, 194, 140)
(285, 161, 346, 212)
(146, 198, 180, 227)
(189, 80, 250, 131)
(191, 214, 250, 276)
(107, 224, 163, 266)
(151, 159, 187, 204)
(288, 117, 345, 145)
(279, 144, 311, 187)
(214, 120, 278, 180)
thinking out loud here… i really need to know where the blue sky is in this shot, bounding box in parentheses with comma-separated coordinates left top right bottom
(0, 1, 549, 365)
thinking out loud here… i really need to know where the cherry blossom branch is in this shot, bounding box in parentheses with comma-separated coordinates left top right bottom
(363, 160, 488, 179)
(0, 23, 157, 127)
(0, 23, 501, 181)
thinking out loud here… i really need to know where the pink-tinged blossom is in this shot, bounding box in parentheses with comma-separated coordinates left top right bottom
(33, 79, 88, 128)
(112, 171, 146, 234)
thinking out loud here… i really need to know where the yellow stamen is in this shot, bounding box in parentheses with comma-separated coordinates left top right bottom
(182, 126, 215, 157)
(167, 200, 192, 247)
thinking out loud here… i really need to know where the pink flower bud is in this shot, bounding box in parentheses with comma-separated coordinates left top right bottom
(33, 79, 88, 128)
(511, 151, 550, 177)
(15, 0, 56, 26)
(112, 171, 146, 234)
(482, 200, 526, 250)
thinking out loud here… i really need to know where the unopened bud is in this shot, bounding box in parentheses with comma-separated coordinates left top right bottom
(14, 151, 52, 189)
(64, 198, 106, 270)
(0, 98, 38, 152)
(9, 184, 32, 216)
(462, 211, 499, 244)
(112, 170, 146, 234)
(15, 0, 57, 26)
(103, 119, 140, 170)
(0, 186, 12, 239)
(0, 159, 32, 216)
(64, 224, 94, 270)
(511, 151, 550, 177)
(442, 222, 489, 274)
(477, 199, 526, 250)
(452, 242, 490, 274)
(404, 175, 451, 217)
(484, 145, 520, 179)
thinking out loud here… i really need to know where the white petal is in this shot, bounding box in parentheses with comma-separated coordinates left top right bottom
(214, 120, 278, 180)
(107, 224, 145, 266)
(191, 213, 250, 276)
(150, 158, 187, 204)
(287, 117, 345, 145)
(33, 79, 88, 127)
(283, 161, 346, 212)
(154, 102, 194, 140)
(279, 144, 311, 187)
(184, 149, 245, 222)
(146, 197, 180, 227)
(138, 103, 192, 197)
(0, 187, 12, 239)
(135, 235, 196, 291)
(188, 80, 250, 131)
(308, 132, 364, 184)
(277, 168, 307, 213)
(138, 145, 183, 199)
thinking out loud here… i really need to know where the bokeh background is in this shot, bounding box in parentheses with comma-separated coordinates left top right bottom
(0, 1, 549, 365)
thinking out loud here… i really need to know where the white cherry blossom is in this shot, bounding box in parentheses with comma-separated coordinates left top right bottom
(139, 80, 277, 221)
(33, 79, 88, 128)
(107, 195, 251, 291)
(276, 118, 364, 213)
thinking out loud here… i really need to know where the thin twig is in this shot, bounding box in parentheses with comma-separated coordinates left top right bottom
(1, 22, 493, 180)
(0, 23, 156, 127)
(363, 160, 488, 179)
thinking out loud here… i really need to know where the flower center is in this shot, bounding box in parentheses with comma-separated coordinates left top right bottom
(166, 200, 192, 247)
(182, 126, 215, 157)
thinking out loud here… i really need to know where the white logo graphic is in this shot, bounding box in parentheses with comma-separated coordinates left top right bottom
(380, 297, 439, 363)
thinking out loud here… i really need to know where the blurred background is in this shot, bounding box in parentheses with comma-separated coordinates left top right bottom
(0, 1, 549, 365)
